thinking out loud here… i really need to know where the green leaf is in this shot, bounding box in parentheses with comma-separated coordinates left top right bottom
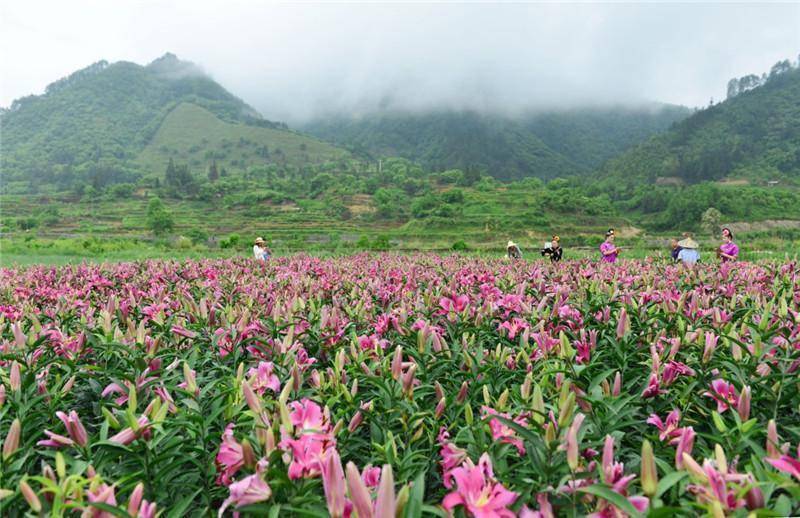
(578, 484, 642, 518)
(420, 504, 447, 517)
(166, 488, 202, 518)
(655, 471, 688, 499)
(404, 472, 426, 518)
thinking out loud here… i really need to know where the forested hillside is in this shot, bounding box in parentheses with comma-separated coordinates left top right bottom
(601, 60, 800, 185)
(302, 105, 690, 180)
(0, 54, 347, 194)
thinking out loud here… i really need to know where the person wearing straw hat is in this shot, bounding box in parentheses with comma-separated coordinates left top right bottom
(253, 237, 270, 261)
(676, 236, 700, 265)
(541, 235, 563, 263)
(599, 228, 620, 263)
(507, 240, 522, 260)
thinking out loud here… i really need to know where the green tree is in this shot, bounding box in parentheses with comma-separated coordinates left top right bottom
(208, 160, 219, 182)
(146, 197, 174, 235)
(701, 207, 722, 235)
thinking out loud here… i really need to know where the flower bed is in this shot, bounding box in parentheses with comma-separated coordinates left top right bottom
(1, 254, 799, 516)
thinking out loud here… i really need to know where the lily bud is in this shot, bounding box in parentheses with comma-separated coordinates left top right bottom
(497, 388, 509, 410)
(350, 378, 358, 398)
(242, 439, 256, 468)
(2, 418, 21, 460)
(10, 361, 21, 392)
(347, 411, 364, 433)
(766, 420, 780, 459)
(464, 403, 474, 425)
(641, 440, 658, 497)
(482, 385, 491, 405)
(557, 392, 576, 429)
(127, 483, 144, 517)
(182, 362, 198, 396)
(435, 397, 446, 418)
(456, 381, 469, 404)
(242, 381, 263, 415)
(0, 384, 5, 408)
(544, 422, 556, 443)
(434, 381, 445, 401)
(681, 453, 707, 482)
(61, 375, 76, 396)
(612, 372, 621, 397)
(737, 386, 751, 421)
(332, 418, 344, 436)
(520, 372, 533, 400)
(745, 485, 765, 510)
(291, 365, 302, 391)
(19, 479, 41, 512)
(391, 346, 403, 380)
(55, 452, 66, 479)
(714, 444, 728, 475)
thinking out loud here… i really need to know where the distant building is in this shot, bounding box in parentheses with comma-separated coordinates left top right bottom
(767, 180, 779, 187)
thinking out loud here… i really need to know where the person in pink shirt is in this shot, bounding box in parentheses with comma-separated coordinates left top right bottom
(717, 227, 739, 262)
(599, 228, 620, 263)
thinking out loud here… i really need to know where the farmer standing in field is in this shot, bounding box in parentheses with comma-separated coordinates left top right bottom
(599, 229, 620, 263)
(507, 240, 523, 260)
(717, 227, 739, 262)
(676, 236, 700, 265)
(253, 237, 270, 261)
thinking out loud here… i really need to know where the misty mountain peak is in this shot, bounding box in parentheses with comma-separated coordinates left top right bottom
(146, 52, 206, 80)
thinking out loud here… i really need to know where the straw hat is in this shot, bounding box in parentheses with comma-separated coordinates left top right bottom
(507, 240, 517, 248)
(677, 237, 699, 249)
(255, 237, 265, 245)
(552, 235, 560, 242)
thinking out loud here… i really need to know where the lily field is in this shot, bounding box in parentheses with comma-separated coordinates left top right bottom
(0, 254, 799, 517)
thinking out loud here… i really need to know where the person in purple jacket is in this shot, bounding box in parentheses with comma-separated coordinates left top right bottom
(599, 229, 620, 263)
(717, 227, 739, 262)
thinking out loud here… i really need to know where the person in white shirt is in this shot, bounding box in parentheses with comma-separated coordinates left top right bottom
(253, 237, 270, 261)
(676, 237, 700, 265)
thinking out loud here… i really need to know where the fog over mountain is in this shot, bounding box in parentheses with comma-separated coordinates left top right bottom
(2, 1, 798, 124)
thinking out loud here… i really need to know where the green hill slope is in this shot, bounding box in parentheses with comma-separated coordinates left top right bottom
(137, 102, 346, 175)
(601, 62, 800, 185)
(0, 53, 349, 194)
(302, 105, 689, 181)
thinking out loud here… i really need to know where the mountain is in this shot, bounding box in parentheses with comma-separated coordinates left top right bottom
(301, 105, 690, 181)
(600, 60, 800, 185)
(0, 54, 348, 193)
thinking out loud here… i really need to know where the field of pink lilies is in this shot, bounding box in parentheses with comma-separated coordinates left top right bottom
(1, 254, 799, 517)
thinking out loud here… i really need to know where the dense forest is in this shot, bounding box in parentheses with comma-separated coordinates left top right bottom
(302, 105, 690, 180)
(601, 60, 800, 185)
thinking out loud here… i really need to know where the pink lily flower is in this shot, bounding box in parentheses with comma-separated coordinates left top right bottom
(438, 294, 469, 314)
(85, 483, 118, 517)
(765, 445, 800, 481)
(641, 374, 664, 399)
(439, 428, 469, 489)
(703, 379, 739, 413)
(247, 361, 281, 395)
(288, 399, 328, 432)
(482, 407, 527, 455)
(443, 453, 518, 518)
(56, 410, 88, 447)
(216, 424, 245, 486)
(218, 459, 272, 518)
(647, 409, 682, 442)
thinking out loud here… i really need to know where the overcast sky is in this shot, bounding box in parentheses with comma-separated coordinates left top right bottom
(2, 1, 798, 123)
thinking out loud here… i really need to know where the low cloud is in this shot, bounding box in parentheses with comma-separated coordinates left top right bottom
(2, 2, 798, 123)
